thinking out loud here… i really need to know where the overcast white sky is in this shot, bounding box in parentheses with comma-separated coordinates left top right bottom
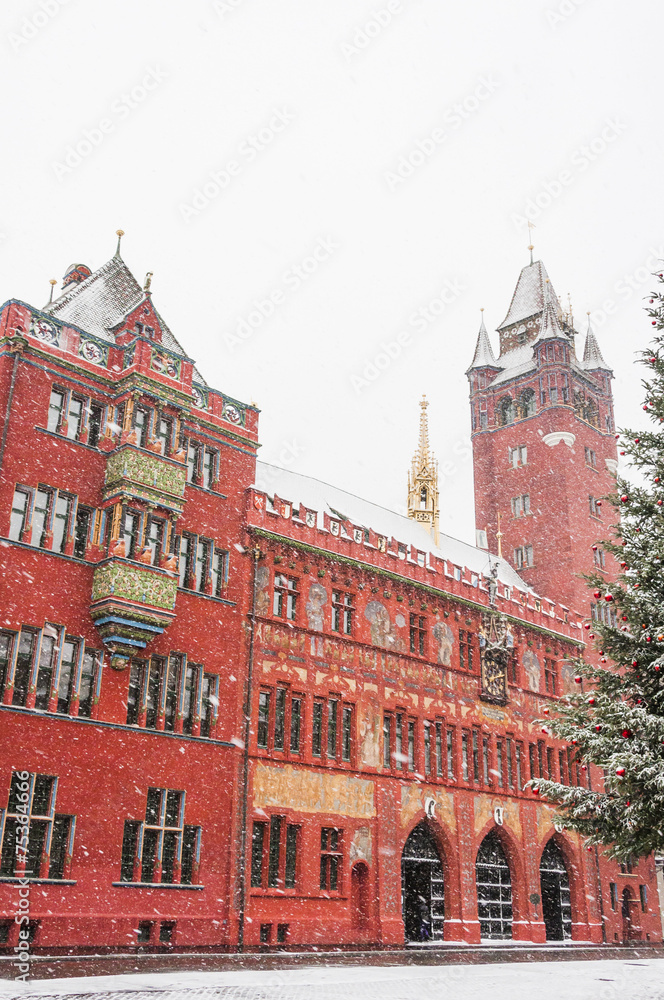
(2, 0, 663, 543)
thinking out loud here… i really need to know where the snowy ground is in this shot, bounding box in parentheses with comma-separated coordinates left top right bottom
(0, 959, 663, 1000)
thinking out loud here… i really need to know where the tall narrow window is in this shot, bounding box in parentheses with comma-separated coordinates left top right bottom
(211, 550, 228, 597)
(182, 663, 199, 735)
(251, 822, 266, 887)
(408, 720, 416, 770)
(395, 713, 404, 770)
(87, 403, 103, 447)
(144, 658, 161, 730)
(273, 575, 298, 620)
(342, 705, 352, 762)
(47, 389, 65, 432)
(327, 699, 338, 758)
(145, 517, 164, 566)
(202, 448, 216, 489)
(506, 738, 514, 788)
(126, 661, 144, 725)
(472, 730, 481, 783)
(12, 631, 37, 707)
(78, 650, 99, 719)
(56, 638, 79, 715)
(320, 828, 342, 891)
(516, 741, 524, 790)
(268, 816, 282, 888)
(200, 673, 216, 738)
(290, 696, 302, 752)
(274, 688, 286, 751)
(178, 534, 192, 587)
(186, 441, 200, 483)
(52, 494, 72, 554)
(123, 509, 140, 560)
(409, 615, 426, 655)
(133, 407, 150, 448)
(312, 700, 323, 756)
(461, 731, 469, 781)
(285, 825, 298, 888)
(156, 415, 173, 456)
(163, 655, 181, 732)
(383, 713, 392, 768)
(34, 632, 58, 711)
(424, 722, 432, 774)
(332, 591, 353, 635)
(194, 539, 210, 592)
(435, 721, 443, 777)
(257, 691, 270, 749)
(447, 727, 456, 780)
(482, 735, 491, 785)
(31, 489, 52, 549)
(9, 489, 30, 542)
(66, 397, 83, 440)
(73, 506, 91, 559)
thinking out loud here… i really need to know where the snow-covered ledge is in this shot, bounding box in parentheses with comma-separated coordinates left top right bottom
(542, 431, 575, 448)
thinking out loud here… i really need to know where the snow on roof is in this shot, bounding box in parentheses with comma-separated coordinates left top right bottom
(254, 460, 533, 594)
(497, 260, 561, 330)
(467, 314, 499, 371)
(44, 253, 207, 384)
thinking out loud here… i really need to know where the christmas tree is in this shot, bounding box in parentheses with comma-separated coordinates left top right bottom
(534, 276, 664, 859)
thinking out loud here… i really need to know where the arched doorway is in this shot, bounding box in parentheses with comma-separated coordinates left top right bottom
(540, 840, 572, 940)
(476, 831, 513, 939)
(351, 862, 370, 929)
(401, 822, 445, 942)
(622, 887, 642, 941)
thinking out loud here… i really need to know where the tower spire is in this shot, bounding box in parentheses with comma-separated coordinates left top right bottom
(407, 395, 440, 544)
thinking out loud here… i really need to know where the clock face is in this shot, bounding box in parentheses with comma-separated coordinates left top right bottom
(481, 649, 508, 704)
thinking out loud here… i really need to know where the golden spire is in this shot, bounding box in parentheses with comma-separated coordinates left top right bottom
(407, 395, 440, 545)
(527, 219, 536, 265)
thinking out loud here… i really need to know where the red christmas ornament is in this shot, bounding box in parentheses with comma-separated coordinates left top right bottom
(588, 697, 596, 705)
(658, 500, 663, 506)
(592, 545, 598, 551)
(587, 846, 593, 852)
(593, 590, 601, 599)
(616, 767, 626, 777)
(620, 495, 629, 503)
(620, 450, 626, 455)
(532, 787, 540, 796)
(622, 615, 628, 621)
(620, 562, 627, 568)
(634, 439, 640, 444)
(621, 729, 632, 738)
(582, 765, 587, 771)
(594, 724, 601, 732)
(604, 594, 613, 602)
(543, 707, 550, 715)
(584, 623, 591, 630)
(626, 801, 630, 806)
(589, 632, 595, 639)
(574, 675, 583, 684)
(656, 477, 661, 483)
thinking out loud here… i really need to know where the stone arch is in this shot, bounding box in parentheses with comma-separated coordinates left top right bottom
(543, 832, 588, 933)
(539, 838, 572, 940)
(498, 396, 514, 426)
(401, 818, 452, 942)
(474, 820, 528, 937)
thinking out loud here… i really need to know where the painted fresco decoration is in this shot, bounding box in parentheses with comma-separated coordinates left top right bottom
(222, 400, 245, 426)
(30, 315, 60, 345)
(523, 649, 541, 692)
(305, 510, 316, 528)
(305, 582, 327, 631)
(151, 349, 181, 379)
(560, 659, 578, 695)
(432, 621, 455, 666)
(78, 339, 108, 366)
(192, 384, 208, 409)
(364, 601, 404, 651)
(255, 565, 270, 615)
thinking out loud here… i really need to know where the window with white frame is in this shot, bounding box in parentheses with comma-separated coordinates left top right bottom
(514, 545, 534, 569)
(508, 445, 527, 467)
(126, 654, 217, 737)
(511, 494, 531, 517)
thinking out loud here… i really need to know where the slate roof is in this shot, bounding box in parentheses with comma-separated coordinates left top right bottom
(254, 461, 533, 594)
(43, 254, 207, 384)
(467, 314, 498, 371)
(497, 260, 561, 330)
(582, 318, 612, 371)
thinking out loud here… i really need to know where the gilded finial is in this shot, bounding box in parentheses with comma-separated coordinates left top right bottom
(527, 219, 536, 265)
(144, 271, 153, 293)
(48, 278, 57, 304)
(115, 229, 125, 257)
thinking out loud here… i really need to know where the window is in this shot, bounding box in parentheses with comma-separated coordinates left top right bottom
(507, 647, 518, 684)
(73, 506, 91, 559)
(47, 389, 65, 433)
(0, 771, 73, 880)
(408, 719, 416, 770)
(122, 508, 141, 560)
(342, 705, 352, 762)
(409, 614, 426, 655)
(177, 533, 220, 594)
(383, 713, 392, 768)
(589, 495, 602, 518)
(461, 730, 470, 782)
(395, 712, 404, 770)
(610, 882, 618, 910)
(312, 700, 323, 756)
(56, 638, 79, 714)
(290, 695, 302, 752)
(509, 445, 527, 468)
(482, 735, 491, 785)
(145, 516, 165, 566)
(127, 656, 214, 736)
(185, 442, 217, 489)
(446, 727, 456, 780)
(459, 630, 474, 671)
(155, 415, 173, 456)
(498, 397, 514, 426)
(544, 657, 557, 695)
(251, 818, 299, 890)
(202, 448, 217, 490)
(31, 488, 53, 548)
(424, 721, 432, 774)
(186, 441, 200, 484)
(472, 730, 481, 783)
(514, 545, 534, 569)
(516, 741, 524, 789)
(133, 406, 150, 448)
(66, 396, 83, 440)
(12, 631, 38, 707)
(120, 787, 200, 885)
(496, 738, 504, 787)
(78, 650, 101, 719)
(511, 494, 530, 517)
(585, 447, 596, 469)
(591, 602, 617, 626)
(639, 885, 648, 912)
(593, 548, 606, 569)
(320, 828, 342, 891)
(9, 488, 30, 542)
(435, 721, 444, 777)
(0, 632, 14, 702)
(274, 688, 286, 750)
(273, 574, 297, 620)
(87, 404, 103, 447)
(332, 591, 353, 634)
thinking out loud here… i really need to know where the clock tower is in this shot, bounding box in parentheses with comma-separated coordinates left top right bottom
(467, 256, 617, 617)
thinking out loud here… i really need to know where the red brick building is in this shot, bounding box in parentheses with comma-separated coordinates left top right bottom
(0, 241, 660, 955)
